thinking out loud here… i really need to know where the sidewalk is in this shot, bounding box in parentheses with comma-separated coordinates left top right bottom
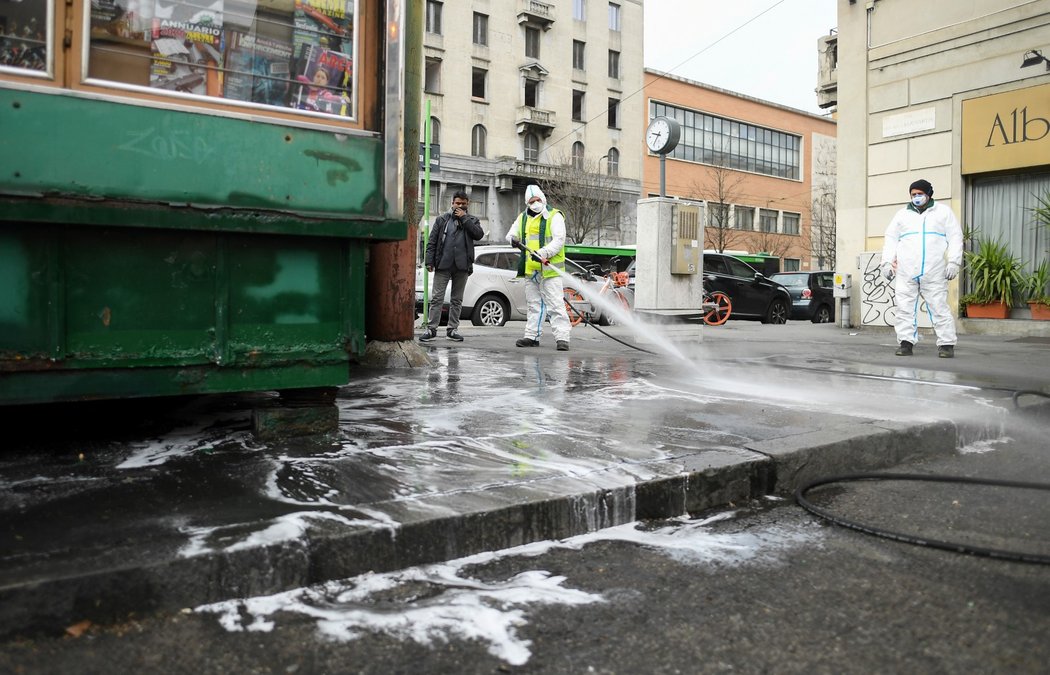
(1, 321, 1048, 637)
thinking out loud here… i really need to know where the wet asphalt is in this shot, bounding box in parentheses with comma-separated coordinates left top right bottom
(1, 320, 1048, 646)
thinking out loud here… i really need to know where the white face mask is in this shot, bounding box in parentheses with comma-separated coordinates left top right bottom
(911, 194, 928, 207)
(528, 202, 543, 214)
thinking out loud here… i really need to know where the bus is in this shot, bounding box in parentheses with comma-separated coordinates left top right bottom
(708, 250, 781, 277)
(0, 0, 411, 406)
(564, 244, 637, 275)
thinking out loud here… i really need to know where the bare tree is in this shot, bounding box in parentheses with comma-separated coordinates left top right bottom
(811, 143, 837, 270)
(539, 153, 622, 245)
(753, 230, 790, 259)
(688, 164, 749, 253)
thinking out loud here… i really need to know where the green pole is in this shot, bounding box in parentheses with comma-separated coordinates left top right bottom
(420, 102, 432, 328)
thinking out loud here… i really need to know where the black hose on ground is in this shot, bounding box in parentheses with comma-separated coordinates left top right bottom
(795, 472, 1050, 565)
(1012, 389, 1050, 409)
(564, 298, 658, 354)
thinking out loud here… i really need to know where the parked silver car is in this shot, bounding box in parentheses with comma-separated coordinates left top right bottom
(416, 244, 617, 326)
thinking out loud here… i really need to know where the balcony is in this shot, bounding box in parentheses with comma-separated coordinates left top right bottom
(516, 106, 556, 137)
(518, 0, 555, 30)
(495, 158, 563, 192)
(816, 33, 837, 109)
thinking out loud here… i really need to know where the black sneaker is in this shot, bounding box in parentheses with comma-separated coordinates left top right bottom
(938, 345, 954, 358)
(556, 340, 569, 351)
(447, 329, 464, 342)
(516, 337, 540, 347)
(419, 328, 437, 342)
(895, 340, 913, 356)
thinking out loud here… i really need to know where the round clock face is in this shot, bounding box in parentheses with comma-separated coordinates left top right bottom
(646, 117, 679, 154)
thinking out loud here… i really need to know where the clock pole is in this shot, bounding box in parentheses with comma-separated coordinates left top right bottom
(659, 153, 667, 198)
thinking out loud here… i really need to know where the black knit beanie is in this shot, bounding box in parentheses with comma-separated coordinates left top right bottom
(909, 179, 933, 197)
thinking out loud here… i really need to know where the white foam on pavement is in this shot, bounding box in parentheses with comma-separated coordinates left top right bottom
(197, 509, 820, 665)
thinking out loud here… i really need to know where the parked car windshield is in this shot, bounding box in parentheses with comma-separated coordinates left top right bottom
(770, 274, 809, 288)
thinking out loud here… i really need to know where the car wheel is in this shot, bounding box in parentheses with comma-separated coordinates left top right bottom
(812, 304, 832, 323)
(471, 294, 509, 326)
(764, 299, 788, 324)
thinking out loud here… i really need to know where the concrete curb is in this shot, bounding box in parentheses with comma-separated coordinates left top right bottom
(0, 410, 1015, 639)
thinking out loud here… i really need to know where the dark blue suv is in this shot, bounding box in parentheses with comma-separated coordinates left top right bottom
(769, 271, 836, 323)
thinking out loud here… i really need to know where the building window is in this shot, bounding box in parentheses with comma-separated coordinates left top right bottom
(429, 117, 441, 145)
(608, 3, 621, 31)
(608, 50, 620, 79)
(424, 58, 441, 93)
(470, 188, 488, 218)
(524, 78, 539, 107)
(783, 258, 801, 272)
(524, 133, 540, 162)
(734, 206, 755, 230)
(573, 41, 586, 70)
(574, 0, 586, 21)
(426, 1, 442, 35)
(525, 26, 540, 59)
(709, 203, 730, 228)
(572, 90, 585, 122)
(783, 212, 800, 235)
(472, 67, 487, 99)
(759, 209, 778, 233)
(606, 148, 619, 176)
(428, 182, 441, 215)
(572, 142, 585, 170)
(607, 98, 620, 129)
(471, 125, 487, 158)
(649, 101, 802, 180)
(473, 13, 488, 46)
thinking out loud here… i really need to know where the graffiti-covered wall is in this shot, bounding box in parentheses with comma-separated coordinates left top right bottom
(859, 252, 933, 329)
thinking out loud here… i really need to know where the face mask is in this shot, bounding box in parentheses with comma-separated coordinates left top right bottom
(528, 202, 543, 214)
(911, 194, 928, 207)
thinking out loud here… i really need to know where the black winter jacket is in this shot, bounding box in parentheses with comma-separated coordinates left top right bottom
(425, 211, 485, 273)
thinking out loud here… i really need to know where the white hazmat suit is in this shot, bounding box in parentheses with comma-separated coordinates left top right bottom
(881, 194, 963, 347)
(505, 185, 572, 346)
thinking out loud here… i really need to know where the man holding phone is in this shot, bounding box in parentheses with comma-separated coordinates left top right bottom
(420, 191, 485, 342)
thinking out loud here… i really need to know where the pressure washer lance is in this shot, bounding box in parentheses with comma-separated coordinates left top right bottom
(510, 237, 547, 265)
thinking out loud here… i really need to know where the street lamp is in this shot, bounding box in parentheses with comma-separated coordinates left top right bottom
(596, 155, 609, 246)
(1021, 49, 1050, 70)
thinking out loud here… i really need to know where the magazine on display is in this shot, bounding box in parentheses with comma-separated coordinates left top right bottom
(224, 30, 293, 107)
(292, 0, 353, 57)
(149, 0, 225, 96)
(291, 41, 352, 117)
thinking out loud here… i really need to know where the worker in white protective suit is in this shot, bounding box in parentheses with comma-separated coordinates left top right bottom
(880, 178, 963, 358)
(505, 184, 572, 351)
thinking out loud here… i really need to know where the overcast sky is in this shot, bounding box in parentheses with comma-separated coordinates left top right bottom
(643, 0, 839, 116)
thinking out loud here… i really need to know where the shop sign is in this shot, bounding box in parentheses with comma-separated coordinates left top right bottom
(962, 83, 1050, 174)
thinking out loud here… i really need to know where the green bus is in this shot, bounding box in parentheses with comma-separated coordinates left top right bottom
(564, 244, 637, 274)
(731, 253, 781, 277)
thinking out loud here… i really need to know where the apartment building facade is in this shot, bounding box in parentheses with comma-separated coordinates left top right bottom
(828, 0, 1050, 328)
(419, 0, 644, 245)
(643, 70, 838, 272)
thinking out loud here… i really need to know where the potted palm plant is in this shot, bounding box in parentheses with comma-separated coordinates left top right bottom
(1027, 192, 1050, 320)
(1022, 260, 1050, 320)
(961, 237, 1025, 319)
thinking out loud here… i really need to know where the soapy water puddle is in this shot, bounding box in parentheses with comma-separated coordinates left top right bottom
(197, 506, 821, 666)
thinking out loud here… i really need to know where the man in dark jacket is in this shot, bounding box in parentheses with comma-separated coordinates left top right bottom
(420, 191, 485, 342)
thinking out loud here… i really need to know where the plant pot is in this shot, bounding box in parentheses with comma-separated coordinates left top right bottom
(1028, 302, 1050, 321)
(966, 301, 1010, 319)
